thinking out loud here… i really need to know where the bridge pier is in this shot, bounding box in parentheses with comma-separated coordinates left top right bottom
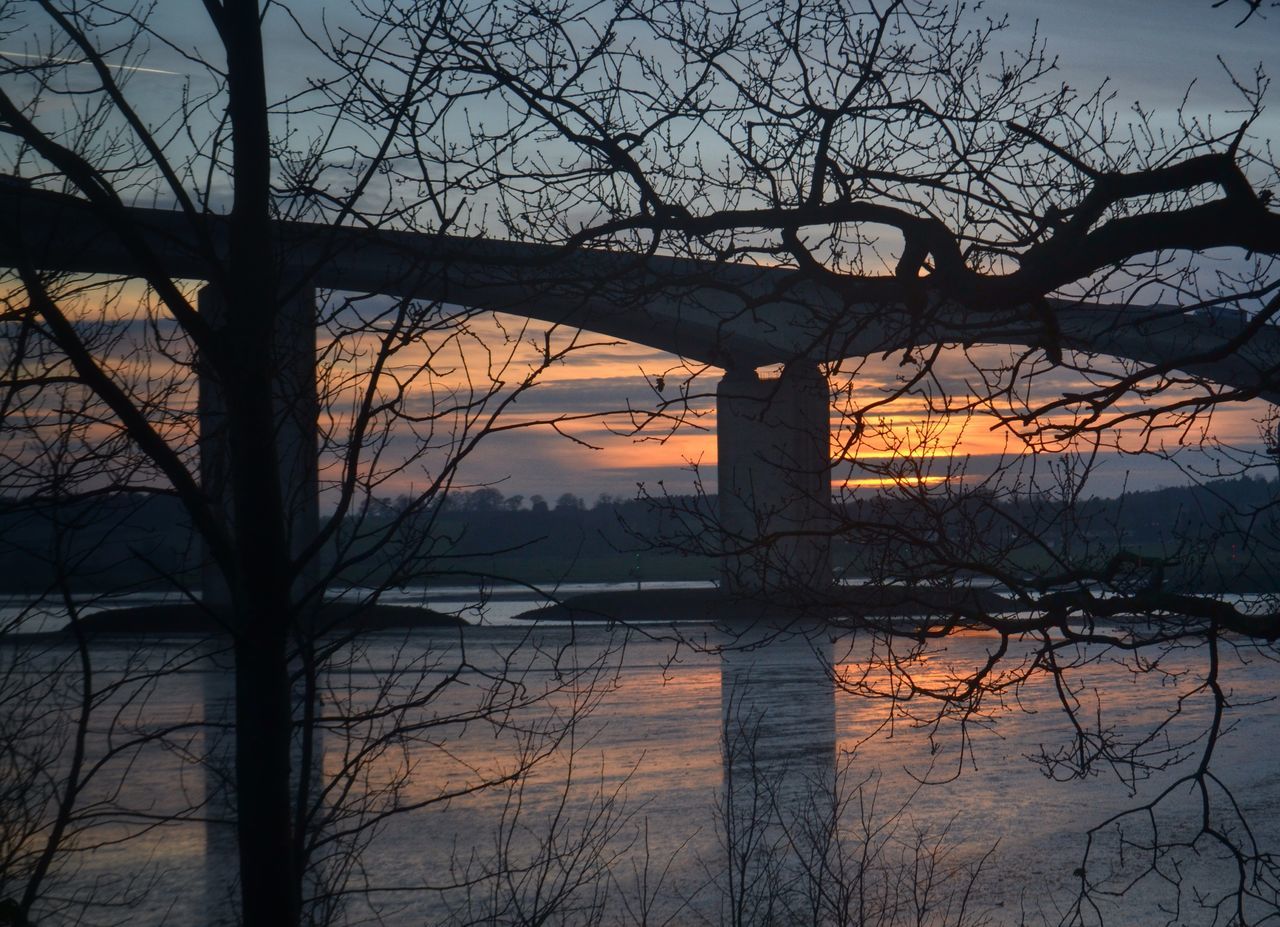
(716, 362, 832, 598)
(198, 286, 320, 610)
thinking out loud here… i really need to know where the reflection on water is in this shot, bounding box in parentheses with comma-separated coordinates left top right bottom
(4, 595, 1279, 925)
(202, 654, 237, 927)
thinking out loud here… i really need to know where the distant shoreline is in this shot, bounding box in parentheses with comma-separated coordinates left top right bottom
(510, 584, 1014, 623)
(24, 602, 466, 637)
(18, 584, 1013, 636)
(4, 578, 1271, 639)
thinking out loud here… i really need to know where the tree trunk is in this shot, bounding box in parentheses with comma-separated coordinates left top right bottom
(216, 3, 302, 922)
(222, 360, 300, 927)
(233, 623, 298, 926)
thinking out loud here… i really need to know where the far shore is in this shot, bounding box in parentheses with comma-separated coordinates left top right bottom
(7, 582, 1017, 637)
(509, 584, 1013, 623)
(5, 577, 1271, 639)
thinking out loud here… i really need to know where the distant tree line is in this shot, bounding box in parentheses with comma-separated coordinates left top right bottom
(3, 475, 1275, 595)
(836, 474, 1280, 594)
(366, 488, 610, 516)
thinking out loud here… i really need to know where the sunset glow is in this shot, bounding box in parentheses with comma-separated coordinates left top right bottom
(837, 475, 954, 490)
(5, 281, 1272, 503)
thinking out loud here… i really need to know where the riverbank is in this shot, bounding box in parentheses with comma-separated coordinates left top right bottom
(49, 601, 465, 636)
(511, 584, 1012, 623)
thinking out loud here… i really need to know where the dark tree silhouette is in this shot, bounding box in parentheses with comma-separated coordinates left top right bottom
(0, 3, 629, 924)
(2, 1, 1279, 925)
(377, 1, 1279, 919)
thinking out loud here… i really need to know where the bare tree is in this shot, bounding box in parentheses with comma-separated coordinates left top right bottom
(3, 0, 1280, 925)
(353, 0, 1280, 920)
(0, 3, 637, 925)
(715, 700, 994, 927)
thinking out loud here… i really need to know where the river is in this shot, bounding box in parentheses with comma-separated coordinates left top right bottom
(3, 584, 1278, 926)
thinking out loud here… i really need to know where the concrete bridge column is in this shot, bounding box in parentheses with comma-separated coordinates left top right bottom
(716, 361, 832, 598)
(198, 286, 320, 609)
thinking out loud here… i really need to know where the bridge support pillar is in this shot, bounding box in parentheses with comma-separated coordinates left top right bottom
(716, 362, 832, 599)
(198, 286, 320, 610)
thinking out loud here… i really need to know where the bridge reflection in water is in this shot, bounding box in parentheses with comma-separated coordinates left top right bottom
(719, 624, 839, 920)
(193, 621, 839, 924)
(721, 624, 836, 782)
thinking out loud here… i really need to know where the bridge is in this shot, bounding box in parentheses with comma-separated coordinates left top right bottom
(3, 185, 1277, 598)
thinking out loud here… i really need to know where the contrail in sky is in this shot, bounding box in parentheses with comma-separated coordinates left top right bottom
(0, 51, 182, 76)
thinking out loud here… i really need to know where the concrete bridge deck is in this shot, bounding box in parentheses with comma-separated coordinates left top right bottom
(2, 185, 1277, 399)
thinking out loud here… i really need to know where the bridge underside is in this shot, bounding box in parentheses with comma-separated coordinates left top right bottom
(5, 186, 1279, 391)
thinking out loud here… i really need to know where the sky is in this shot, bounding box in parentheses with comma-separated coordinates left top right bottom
(400, 0, 1280, 502)
(4, 1, 1278, 504)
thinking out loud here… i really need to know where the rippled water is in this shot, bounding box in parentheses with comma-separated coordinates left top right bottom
(4, 586, 1278, 926)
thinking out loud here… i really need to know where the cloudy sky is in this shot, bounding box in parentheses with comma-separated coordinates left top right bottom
(7, 1, 1276, 504)
(419, 0, 1280, 502)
